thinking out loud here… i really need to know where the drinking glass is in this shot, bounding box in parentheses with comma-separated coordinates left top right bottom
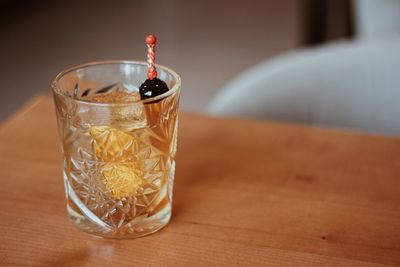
(52, 61, 180, 238)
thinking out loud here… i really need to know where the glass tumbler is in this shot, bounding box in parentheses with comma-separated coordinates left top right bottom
(52, 61, 180, 238)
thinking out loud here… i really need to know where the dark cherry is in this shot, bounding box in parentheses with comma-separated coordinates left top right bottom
(139, 78, 169, 100)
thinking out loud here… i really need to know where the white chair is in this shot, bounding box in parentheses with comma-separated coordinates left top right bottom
(207, 0, 400, 135)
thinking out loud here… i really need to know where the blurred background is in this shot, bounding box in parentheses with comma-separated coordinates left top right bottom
(1, 0, 399, 134)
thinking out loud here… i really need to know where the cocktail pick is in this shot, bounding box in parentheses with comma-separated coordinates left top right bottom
(146, 34, 157, 80)
(139, 34, 169, 100)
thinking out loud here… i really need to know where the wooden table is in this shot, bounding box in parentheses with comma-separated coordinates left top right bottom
(1, 96, 399, 266)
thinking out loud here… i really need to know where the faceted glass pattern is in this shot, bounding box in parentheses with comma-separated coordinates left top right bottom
(52, 61, 180, 238)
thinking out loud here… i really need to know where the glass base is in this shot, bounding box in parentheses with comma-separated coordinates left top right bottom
(67, 203, 171, 239)
(63, 160, 175, 239)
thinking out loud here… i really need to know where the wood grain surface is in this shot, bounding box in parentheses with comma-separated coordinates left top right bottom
(0, 96, 399, 266)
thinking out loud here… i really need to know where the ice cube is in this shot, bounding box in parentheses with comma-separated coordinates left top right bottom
(89, 126, 136, 162)
(73, 87, 147, 129)
(84, 88, 141, 103)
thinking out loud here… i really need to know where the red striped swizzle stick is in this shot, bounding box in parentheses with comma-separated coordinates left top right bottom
(139, 34, 169, 100)
(146, 35, 157, 80)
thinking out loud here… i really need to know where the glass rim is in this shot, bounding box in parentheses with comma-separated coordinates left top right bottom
(51, 60, 181, 106)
